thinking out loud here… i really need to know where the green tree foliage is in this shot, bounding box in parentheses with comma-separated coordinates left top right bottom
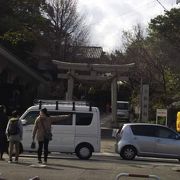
(149, 8, 180, 73)
(0, 0, 89, 64)
(149, 8, 180, 51)
(0, 0, 47, 60)
(148, 8, 180, 104)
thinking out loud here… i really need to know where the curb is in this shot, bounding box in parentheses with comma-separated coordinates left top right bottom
(94, 152, 119, 157)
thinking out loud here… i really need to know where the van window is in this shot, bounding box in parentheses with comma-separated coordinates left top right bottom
(131, 125, 155, 137)
(23, 111, 39, 125)
(76, 113, 93, 126)
(49, 112, 73, 125)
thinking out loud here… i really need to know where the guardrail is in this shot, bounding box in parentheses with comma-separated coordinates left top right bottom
(115, 173, 160, 180)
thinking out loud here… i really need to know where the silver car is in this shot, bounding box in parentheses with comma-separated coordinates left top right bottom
(115, 123, 180, 160)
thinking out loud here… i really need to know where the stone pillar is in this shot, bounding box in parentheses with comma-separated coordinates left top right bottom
(66, 70, 74, 100)
(111, 75, 117, 124)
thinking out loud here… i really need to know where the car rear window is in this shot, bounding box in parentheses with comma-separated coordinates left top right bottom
(130, 125, 156, 137)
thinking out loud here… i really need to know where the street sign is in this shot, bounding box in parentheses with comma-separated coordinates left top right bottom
(156, 109, 167, 125)
(156, 109, 167, 117)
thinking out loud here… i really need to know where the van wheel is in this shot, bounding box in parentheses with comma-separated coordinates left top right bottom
(120, 146, 136, 160)
(75, 144, 93, 160)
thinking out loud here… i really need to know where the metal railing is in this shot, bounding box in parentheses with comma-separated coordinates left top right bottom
(115, 173, 160, 180)
(33, 99, 92, 111)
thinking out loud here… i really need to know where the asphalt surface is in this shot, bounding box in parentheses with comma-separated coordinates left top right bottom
(1, 151, 180, 180)
(2, 114, 180, 180)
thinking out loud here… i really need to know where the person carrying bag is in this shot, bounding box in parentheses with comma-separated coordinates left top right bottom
(40, 120, 52, 141)
(32, 108, 69, 164)
(32, 108, 51, 164)
(6, 110, 23, 163)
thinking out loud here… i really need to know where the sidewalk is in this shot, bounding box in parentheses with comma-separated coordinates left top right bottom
(101, 138, 116, 154)
(100, 113, 117, 154)
(101, 113, 112, 128)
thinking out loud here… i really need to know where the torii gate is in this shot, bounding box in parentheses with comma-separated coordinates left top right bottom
(53, 60, 134, 124)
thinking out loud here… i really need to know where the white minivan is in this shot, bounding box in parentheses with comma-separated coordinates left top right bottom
(20, 100, 101, 160)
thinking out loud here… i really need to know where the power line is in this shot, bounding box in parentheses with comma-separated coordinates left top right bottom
(109, 0, 157, 19)
(155, 0, 168, 11)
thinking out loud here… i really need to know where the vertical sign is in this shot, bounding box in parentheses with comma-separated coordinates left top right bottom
(141, 84, 149, 122)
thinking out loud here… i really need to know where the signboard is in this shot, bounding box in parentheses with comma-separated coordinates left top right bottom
(156, 109, 167, 125)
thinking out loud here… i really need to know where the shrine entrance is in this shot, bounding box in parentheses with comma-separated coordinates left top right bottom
(53, 60, 134, 124)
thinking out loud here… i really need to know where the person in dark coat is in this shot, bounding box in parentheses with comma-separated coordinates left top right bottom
(6, 110, 23, 163)
(0, 105, 8, 160)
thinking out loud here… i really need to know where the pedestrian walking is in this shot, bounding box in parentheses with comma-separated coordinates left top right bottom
(0, 105, 8, 160)
(32, 108, 69, 164)
(6, 110, 23, 163)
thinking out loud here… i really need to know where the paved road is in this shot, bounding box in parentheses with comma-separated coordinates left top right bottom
(1, 115, 179, 180)
(1, 153, 180, 180)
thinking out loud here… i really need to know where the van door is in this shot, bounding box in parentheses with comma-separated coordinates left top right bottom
(20, 110, 39, 151)
(75, 112, 98, 149)
(50, 112, 75, 152)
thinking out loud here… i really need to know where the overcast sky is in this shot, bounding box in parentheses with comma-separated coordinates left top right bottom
(77, 0, 179, 52)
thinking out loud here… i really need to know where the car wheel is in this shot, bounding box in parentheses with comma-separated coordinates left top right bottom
(120, 146, 136, 160)
(75, 144, 93, 160)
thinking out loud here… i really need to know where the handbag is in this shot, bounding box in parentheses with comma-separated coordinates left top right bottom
(31, 141, 36, 149)
(40, 120, 53, 141)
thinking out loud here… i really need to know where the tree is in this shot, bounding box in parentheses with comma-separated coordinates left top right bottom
(112, 22, 180, 121)
(149, 8, 180, 51)
(0, 0, 47, 62)
(41, 0, 89, 60)
(149, 8, 180, 72)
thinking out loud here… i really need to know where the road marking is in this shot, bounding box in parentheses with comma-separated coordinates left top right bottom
(30, 164, 47, 168)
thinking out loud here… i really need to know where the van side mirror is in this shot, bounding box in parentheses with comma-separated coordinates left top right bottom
(21, 119, 27, 126)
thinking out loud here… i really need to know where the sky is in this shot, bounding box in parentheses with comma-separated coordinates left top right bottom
(77, 0, 180, 52)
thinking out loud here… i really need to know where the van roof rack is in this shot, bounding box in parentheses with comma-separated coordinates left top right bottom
(33, 99, 92, 111)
